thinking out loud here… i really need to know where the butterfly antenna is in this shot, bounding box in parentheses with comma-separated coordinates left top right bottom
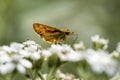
(71, 33, 78, 45)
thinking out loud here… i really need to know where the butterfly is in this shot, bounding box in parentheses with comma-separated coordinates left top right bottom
(33, 23, 74, 44)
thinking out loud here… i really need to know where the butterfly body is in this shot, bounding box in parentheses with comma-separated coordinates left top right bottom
(33, 23, 73, 44)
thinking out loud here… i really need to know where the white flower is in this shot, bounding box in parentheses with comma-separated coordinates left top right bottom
(10, 42, 24, 52)
(30, 52, 41, 60)
(56, 70, 80, 80)
(19, 50, 31, 57)
(42, 50, 52, 60)
(91, 35, 109, 50)
(73, 41, 85, 50)
(24, 45, 38, 53)
(19, 59, 32, 68)
(0, 53, 32, 74)
(19, 41, 41, 60)
(0, 51, 11, 63)
(23, 40, 36, 45)
(48, 44, 84, 62)
(23, 47, 41, 60)
(0, 42, 24, 53)
(0, 62, 15, 74)
(65, 51, 84, 62)
(11, 54, 32, 73)
(16, 59, 32, 73)
(85, 49, 117, 76)
(0, 47, 15, 74)
(116, 42, 120, 53)
(1, 46, 13, 53)
(110, 51, 119, 58)
(0, 40, 42, 74)
(17, 64, 26, 73)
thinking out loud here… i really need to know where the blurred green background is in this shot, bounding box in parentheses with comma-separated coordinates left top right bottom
(0, 0, 120, 51)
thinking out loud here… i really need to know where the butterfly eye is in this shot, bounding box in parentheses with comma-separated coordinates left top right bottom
(65, 31, 73, 35)
(65, 32, 70, 35)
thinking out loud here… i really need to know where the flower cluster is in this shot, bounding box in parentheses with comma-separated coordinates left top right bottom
(32, 70, 80, 80)
(0, 40, 41, 74)
(46, 44, 84, 62)
(91, 35, 109, 50)
(0, 35, 119, 80)
(85, 49, 117, 76)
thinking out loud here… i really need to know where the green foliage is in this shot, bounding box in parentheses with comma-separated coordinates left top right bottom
(0, 0, 120, 51)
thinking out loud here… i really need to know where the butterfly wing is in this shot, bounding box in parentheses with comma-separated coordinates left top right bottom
(33, 23, 65, 43)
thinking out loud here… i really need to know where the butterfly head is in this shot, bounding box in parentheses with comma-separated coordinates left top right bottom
(61, 29, 73, 35)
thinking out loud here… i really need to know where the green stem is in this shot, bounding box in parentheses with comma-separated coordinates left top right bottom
(33, 69, 38, 80)
(46, 66, 57, 80)
(10, 72, 15, 80)
(29, 69, 33, 80)
(38, 71, 44, 80)
(10, 74, 13, 80)
(28, 69, 37, 80)
(77, 64, 82, 80)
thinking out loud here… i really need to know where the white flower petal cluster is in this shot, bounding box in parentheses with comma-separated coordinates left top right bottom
(85, 49, 117, 77)
(0, 40, 41, 74)
(73, 41, 85, 50)
(116, 42, 120, 53)
(41, 42, 118, 77)
(56, 70, 80, 80)
(21, 41, 41, 60)
(41, 49, 52, 60)
(0, 52, 32, 74)
(91, 35, 109, 50)
(43, 44, 84, 62)
(0, 37, 118, 78)
(34, 70, 80, 80)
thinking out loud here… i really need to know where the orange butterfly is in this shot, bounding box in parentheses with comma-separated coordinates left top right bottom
(33, 23, 73, 44)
